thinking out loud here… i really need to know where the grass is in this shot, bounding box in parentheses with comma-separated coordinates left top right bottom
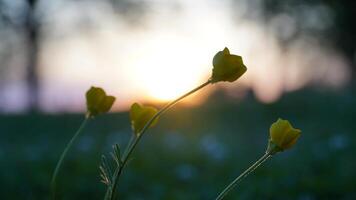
(0, 87, 355, 199)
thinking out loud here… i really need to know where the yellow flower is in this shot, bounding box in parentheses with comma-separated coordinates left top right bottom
(211, 47, 247, 83)
(86, 86, 116, 118)
(267, 118, 301, 154)
(130, 103, 159, 135)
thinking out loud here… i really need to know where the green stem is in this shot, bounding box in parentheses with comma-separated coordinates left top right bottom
(51, 117, 90, 200)
(215, 153, 272, 200)
(107, 79, 212, 200)
(122, 134, 136, 159)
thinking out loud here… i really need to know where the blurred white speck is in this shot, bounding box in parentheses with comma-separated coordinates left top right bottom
(163, 131, 185, 150)
(77, 135, 94, 152)
(175, 163, 196, 181)
(200, 134, 226, 161)
(105, 130, 130, 147)
(328, 134, 349, 150)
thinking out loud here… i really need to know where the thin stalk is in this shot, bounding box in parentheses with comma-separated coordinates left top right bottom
(107, 79, 212, 200)
(122, 134, 136, 159)
(51, 116, 90, 200)
(215, 153, 272, 200)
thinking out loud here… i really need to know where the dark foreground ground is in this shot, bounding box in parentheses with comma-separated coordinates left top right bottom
(0, 87, 355, 200)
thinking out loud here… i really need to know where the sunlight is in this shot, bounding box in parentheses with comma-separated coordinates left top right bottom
(129, 34, 209, 102)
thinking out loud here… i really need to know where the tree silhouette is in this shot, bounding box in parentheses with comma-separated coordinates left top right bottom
(0, 0, 40, 111)
(25, 0, 40, 111)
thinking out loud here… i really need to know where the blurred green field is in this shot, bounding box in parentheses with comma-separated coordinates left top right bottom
(0, 88, 355, 200)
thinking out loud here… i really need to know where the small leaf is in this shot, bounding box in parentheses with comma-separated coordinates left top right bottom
(211, 47, 247, 83)
(86, 86, 116, 117)
(111, 144, 121, 166)
(130, 103, 158, 135)
(100, 155, 112, 186)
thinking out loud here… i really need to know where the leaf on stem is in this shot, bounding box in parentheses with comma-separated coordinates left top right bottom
(111, 144, 122, 166)
(100, 144, 122, 187)
(100, 155, 113, 186)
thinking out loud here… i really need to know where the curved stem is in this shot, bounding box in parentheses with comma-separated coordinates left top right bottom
(51, 117, 90, 200)
(215, 153, 272, 200)
(122, 134, 136, 159)
(107, 79, 212, 200)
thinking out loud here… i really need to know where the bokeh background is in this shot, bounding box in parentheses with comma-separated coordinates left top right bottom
(0, 0, 355, 199)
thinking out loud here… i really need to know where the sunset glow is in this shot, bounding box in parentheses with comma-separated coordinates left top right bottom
(128, 35, 209, 102)
(29, 0, 350, 112)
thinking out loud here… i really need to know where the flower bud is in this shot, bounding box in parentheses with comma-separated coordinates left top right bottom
(211, 47, 247, 83)
(130, 103, 158, 135)
(266, 118, 301, 154)
(86, 86, 116, 118)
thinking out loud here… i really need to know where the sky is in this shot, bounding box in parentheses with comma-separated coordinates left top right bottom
(0, 0, 351, 112)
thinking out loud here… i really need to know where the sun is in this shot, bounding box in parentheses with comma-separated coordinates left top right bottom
(129, 35, 209, 102)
